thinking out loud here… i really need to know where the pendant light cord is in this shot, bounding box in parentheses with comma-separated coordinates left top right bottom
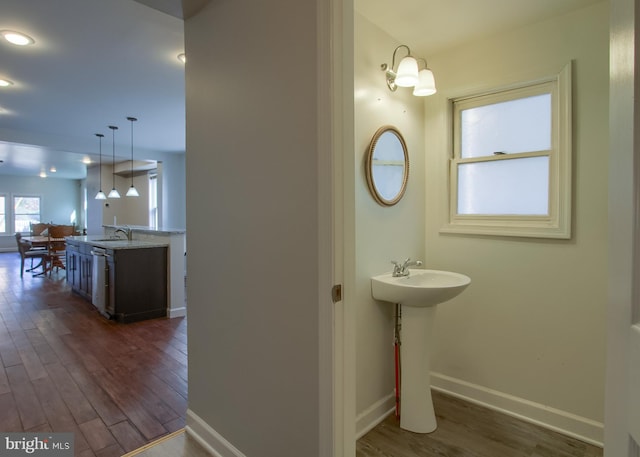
(126, 116, 139, 197)
(109, 125, 117, 189)
(97, 134, 103, 189)
(128, 117, 137, 188)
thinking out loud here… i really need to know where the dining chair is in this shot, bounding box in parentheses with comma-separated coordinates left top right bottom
(47, 225, 74, 276)
(30, 222, 51, 236)
(15, 233, 48, 277)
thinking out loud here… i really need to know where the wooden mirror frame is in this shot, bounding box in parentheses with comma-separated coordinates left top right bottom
(365, 125, 410, 206)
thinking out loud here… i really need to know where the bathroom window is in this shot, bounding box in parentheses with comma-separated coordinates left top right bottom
(442, 64, 572, 239)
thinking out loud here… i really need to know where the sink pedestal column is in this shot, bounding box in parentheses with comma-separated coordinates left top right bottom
(400, 305, 438, 433)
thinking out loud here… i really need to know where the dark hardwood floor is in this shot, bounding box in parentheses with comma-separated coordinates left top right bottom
(357, 391, 603, 457)
(0, 251, 187, 457)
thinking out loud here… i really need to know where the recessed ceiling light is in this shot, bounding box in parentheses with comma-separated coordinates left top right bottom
(50, 166, 57, 173)
(177, 53, 186, 63)
(0, 79, 14, 87)
(82, 157, 91, 164)
(39, 171, 46, 178)
(1, 30, 35, 46)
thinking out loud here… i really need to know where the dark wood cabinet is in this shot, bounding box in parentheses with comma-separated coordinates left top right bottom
(106, 246, 167, 323)
(67, 240, 167, 323)
(66, 241, 92, 300)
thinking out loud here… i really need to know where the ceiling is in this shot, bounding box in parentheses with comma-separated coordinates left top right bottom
(0, 0, 185, 179)
(355, 0, 603, 57)
(0, 0, 602, 180)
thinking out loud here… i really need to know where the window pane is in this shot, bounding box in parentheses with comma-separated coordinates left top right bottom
(457, 156, 549, 215)
(149, 174, 158, 228)
(0, 196, 5, 232)
(461, 93, 551, 158)
(14, 196, 41, 233)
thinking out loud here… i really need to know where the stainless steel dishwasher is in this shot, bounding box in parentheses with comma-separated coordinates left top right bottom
(91, 247, 108, 316)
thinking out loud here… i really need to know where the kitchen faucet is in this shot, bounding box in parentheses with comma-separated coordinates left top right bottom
(114, 227, 132, 241)
(391, 258, 423, 277)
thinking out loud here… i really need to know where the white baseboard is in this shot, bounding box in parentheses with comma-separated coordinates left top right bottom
(355, 392, 396, 439)
(185, 409, 247, 457)
(168, 306, 186, 318)
(430, 372, 604, 447)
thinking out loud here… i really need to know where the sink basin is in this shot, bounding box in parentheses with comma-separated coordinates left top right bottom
(371, 268, 471, 433)
(371, 269, 471, 307)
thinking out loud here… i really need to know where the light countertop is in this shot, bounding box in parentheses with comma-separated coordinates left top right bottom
(66, 235, 169, 250)
(102, 225, 186, 235)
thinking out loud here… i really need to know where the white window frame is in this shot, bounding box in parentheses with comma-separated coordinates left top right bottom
(148, 173, 158, 229)
(442, 63, 572, 239)
(0, 194, 7, 234)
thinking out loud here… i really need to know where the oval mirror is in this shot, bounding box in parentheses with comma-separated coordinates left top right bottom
(365, 126, 409, 206)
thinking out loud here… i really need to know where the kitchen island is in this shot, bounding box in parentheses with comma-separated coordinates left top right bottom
(102, 225, 186, 319)
(66, 235, 169, 323)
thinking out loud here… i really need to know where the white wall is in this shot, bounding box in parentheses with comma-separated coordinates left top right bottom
(0, 175, 81, 250)
(157, 153, 186, 229)
(184, 0, 324, 455)
(85, 153, 186, 234)
(424, 2, 608, 444)
(353, 14, 426, 435)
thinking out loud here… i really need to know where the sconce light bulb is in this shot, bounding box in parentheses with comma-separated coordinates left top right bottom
(413, 69, 437, 96)
(395, 56, 419, 87)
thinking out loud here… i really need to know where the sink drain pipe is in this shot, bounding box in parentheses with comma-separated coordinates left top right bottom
(394, 302, 402, 419)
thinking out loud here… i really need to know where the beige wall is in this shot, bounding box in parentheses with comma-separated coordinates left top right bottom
(424, 2, 608, 444)
(354, 14, 426, 435)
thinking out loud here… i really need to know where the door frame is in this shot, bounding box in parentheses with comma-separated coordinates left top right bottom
(318, 0, 356, 455)
(605, 0, 639, 454)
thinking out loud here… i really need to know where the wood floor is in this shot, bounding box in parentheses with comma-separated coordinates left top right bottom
(0, 252, 187, 456)
(1, 251, 604, 457)
(357, 392, 603, 457)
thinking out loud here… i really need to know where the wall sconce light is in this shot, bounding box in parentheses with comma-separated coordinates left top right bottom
(107, 125, 121, 199)
(95, 133, 107, 200)
(381, 45, 437, 96)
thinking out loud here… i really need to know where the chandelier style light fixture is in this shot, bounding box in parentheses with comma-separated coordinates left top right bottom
(94, 133, 107, 200)
(107, 125, 121, 199)
(126, 116, 139, 197)
(381, 45, 437, 97)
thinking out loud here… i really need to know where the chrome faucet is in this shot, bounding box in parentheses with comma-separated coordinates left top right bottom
(114, 227, 132, 241)
(391, 258, 423, 277)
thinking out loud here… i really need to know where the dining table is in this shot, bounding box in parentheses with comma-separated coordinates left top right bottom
(22, 235, 67, 275)
(22, 235, 66, 247)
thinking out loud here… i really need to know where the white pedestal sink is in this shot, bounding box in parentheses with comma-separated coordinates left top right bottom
(371, 269, 471, 433)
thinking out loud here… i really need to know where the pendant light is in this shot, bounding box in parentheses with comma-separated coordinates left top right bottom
(107, 125, 121, 198)
(125, 116, 139, 197)
(94, 133, 107, 200)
